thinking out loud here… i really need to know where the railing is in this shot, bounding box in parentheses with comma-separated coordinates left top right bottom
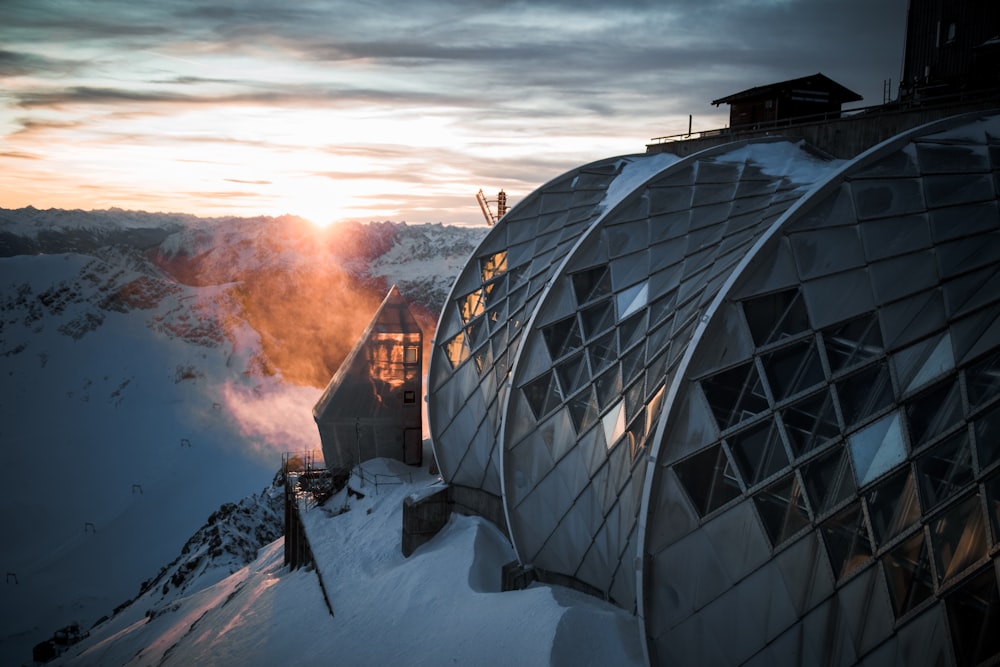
(648, 86, 1000, 145)
(353, 464, 414, 494)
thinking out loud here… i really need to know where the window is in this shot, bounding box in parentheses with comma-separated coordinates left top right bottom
(403, 390, 416, 404)
(405, 346, 419, 364)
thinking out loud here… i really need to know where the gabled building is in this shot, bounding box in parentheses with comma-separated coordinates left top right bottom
(711, 72, 862, 128)
(314, 285, 423, 470)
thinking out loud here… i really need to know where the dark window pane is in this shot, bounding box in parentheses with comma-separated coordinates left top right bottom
(820, 501, 872, 580)
(823, 312, 884, 374)
(618, 309, 647, 353)
(944, 565, 1000, 667)
(781, 389, 841, 457)
(905, 377, 964, 449)
(727, 418, 790, 487)
(916, 430, 974, 512)
(595, 365, 622, 412)
(580, 299, 615, 339)
(674, 444, 742, 517)
(743, 288, 811, 346)
(479, 250, 508, 283)
(628, 409, 647, 461)
(966, 348, 1000, 408)
(802, 448, 857, 516)
(929, 492, 989, 584)
(572, 265, 611, 305)
(866, 468, 921, 546)
(974, 402, 1000, 473)
(649, 289, 677, 328)
(522, 371, 562, 420)
(466, 317, 488, 351)
(568, 386, 599, 434)
(752, 473, 811, 547)
(556, 352, 589, 397)
(701, 361, 770, 431)
(588, 331, 618, 376)
(762, 338, 826, 402)
(883, 530, 934, 618)
(837, 361, 894, 428)
(621, 343, 646, 388)
(542, 315, 583, 360)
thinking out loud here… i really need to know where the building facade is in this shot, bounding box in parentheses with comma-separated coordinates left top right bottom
(428, 111, 1000, 665)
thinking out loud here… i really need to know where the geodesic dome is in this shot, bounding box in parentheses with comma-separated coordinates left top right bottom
(428, 111, 1000, 666)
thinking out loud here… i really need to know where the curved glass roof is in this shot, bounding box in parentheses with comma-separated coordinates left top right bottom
(428, 154, 678, 496)
(640, 112, 1000, 665)
(501, 140, 841, 608)
(427, 110, 1000, 666)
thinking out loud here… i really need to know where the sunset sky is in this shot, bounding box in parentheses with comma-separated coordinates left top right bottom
(2, 0, 908, 226)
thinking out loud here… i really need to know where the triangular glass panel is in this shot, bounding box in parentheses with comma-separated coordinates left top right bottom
(882, 531, 934, 618)
(602, 400, 627, 450)
(522, 370, 561, 421)
(673, 444, 742, 517)
(965, 348, 1000, 409)
(837, 361, 894, 429)
(905, 377, 963, 449)
(542, 315, 583, 361)
(580, 299, 615, 340)
(849, 411, 906, 486)
(621, 343, 646, 389)
(443, 330, 471, 369)
(587, 330, 618, 376)
(916, 430, 974, 513)
(618, 309, 648, 354)
(458, 288, 486, 325)
(893, 332, 955, 394)
(556, 352, 589, 397)
(567, 386, 599, 435)
(761, 338, 826, 402)
(743, 288, 811, 346)
(595, 365, 622, 412)
(727, 417, 790, 487)
(480, 250, 508, 284)
(820, 501, 872, 580)
(823, 312, 883, 374)
(802, 448, 857, 516)
(617, 281, 649, 321)
(929, 492, 989, 584)
(649, 289, 677, 328)
(974, 402, 1000, 473)
(944, 564, 1000, 667)
(866, 468, 921, 546)
(572, 265, 611, 306)
(780, 388, 841, 458)
(752, 473, 811, 547)
(701, 360, 770, 431)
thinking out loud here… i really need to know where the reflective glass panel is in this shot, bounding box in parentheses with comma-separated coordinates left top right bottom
(674, 444, 742, 517)
(727, 418, 790, 487)
(781, 389, 841, 457)
(820, 501, 873, 580)
(588, 331, 618, 376)
(595, 365, 622, 412)
(743, 288, 811, 346)
(443, 330, 471, 369)
(617, 281, 649, 320)
(761, 338, 825, 402)
(883, 530, 934, 618)
(480, 250, 508, 283)
(752, 473, 811, 547)
(701, 361, 769, 431)
(916, 430, 974, 513)
(556, 352, 590, 397)
(567, 386, 599, 435)
(866, 468, 921, 545)
(929, 492, 989, 584)
(837, 361, 894, 429)
(802, 448, 857, 516)
(893, 333, 955, 395)
(823, 312, 883, 374)
(849, 412, 906, 486)
(905, 378, 964, 449)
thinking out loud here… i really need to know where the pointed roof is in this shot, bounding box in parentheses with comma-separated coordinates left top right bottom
(711, 72, 862, 106)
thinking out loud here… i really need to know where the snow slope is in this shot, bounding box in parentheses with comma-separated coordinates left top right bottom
(55, 459, 643, 667)
(0, 210, 485, 665)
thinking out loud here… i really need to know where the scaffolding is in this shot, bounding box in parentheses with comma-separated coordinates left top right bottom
(476, 189, 508, 226)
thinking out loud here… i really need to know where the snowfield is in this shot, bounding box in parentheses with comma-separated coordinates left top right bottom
(54, 458, 643, 667)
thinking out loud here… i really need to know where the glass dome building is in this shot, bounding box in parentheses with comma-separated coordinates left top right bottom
(427, 111, 1000, 665)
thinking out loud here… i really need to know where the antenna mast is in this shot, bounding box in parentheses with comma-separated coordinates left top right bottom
(476, 189, 508, 226)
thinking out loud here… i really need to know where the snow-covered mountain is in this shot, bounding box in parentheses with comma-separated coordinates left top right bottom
(0, 208, 487, 665)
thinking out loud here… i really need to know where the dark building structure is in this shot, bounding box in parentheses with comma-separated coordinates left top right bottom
(314, 285, 423, 470)
(901, 0, 1000, 99)
(711, 73, 862, 129)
